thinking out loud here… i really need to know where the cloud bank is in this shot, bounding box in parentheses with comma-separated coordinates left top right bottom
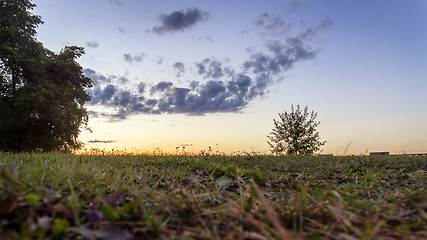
(152, 8, 209, 35)
(85, 14, 331, 120)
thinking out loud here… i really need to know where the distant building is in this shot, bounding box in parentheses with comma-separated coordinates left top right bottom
(370, 152, 389, 156)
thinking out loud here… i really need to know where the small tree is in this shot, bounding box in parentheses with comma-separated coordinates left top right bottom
(267, 105, 326, 155)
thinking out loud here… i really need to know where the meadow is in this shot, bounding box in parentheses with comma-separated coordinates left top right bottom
(0, 152, 426, 239)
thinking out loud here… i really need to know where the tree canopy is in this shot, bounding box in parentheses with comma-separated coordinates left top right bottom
(267, 105, 326, 155)
(0, 0, 92, 152)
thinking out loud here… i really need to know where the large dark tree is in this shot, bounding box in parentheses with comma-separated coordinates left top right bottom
(267, 105, 326, 155)
(0, 0, 92, 152)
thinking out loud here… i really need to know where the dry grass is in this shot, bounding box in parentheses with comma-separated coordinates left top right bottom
(0, 153, 426, 239)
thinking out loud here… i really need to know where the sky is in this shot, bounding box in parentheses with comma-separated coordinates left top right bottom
(32, 0, 427, 155)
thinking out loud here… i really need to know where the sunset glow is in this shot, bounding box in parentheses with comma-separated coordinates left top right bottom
(33, 0, 427, 155)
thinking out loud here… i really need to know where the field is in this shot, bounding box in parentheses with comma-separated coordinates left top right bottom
(0, 153, 426, 239)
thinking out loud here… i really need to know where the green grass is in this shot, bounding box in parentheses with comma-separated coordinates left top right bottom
(0, 153, 426, 239)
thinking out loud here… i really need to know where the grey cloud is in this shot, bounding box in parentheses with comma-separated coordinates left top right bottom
(319, 18, 333, 29)
(83, 70, 129, 103)
(153, 56, 164, 65)
(200, 81, 226, 98)
(173, 62, 185, 77)
(88, 110, 100, 118)
(179, 144, 193, 147)
(88, 139, 116, 143)
(243, 39, 316, 76)
(227, 74, 251, 96)
(86, 83, 117, 105)
(109, 109, 128, 120)
(86, 41, 99, 48)
(86, 18, 330, 119)
(112, 91, 131, 107)
(137, 82, 146, 93)
(99, 85, 117, 104)
(109, 0, 123, 6)
(124, 53, 145, 64)
(196, 58, 224, 79)
(145, 99, 158, 106)
(174, 62, 185, 72)
(123, 54, 133, 62)
(84, 68, 96, 76)
(152, 8, 209, 35)
(83, 68, 110, 85)
(151, 81, 173, 93)
(118, 76, 129, 84)
(189, 81, 199, 90)
(87, 70, 268, 117)
(296, 18, 333, 41)
(287, 0, 304, 12)
(254, 13, 291, 36)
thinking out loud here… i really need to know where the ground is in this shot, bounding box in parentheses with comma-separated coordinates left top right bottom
(0, 152, 426, 239)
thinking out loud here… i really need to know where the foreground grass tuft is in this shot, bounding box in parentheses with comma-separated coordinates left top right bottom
(0, 153, 426, 239)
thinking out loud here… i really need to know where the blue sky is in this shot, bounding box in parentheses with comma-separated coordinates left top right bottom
(32, 0, 427, 154)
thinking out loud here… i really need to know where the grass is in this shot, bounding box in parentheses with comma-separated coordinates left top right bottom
(0, 152, 426, 239)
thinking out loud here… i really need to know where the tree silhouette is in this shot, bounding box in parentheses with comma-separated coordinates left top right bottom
(268, 105, 326, 155)
(0, 0, 92, 152)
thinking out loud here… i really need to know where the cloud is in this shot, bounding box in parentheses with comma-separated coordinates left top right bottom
(86, 54, 292, 118)
(137, 82, 145, 93)
(173, 62, 185, 77)
(123, 53, 146, 64)
(86, 41, 99, 48)
(296, 18, 333, 41)
(85, 18, 331, 120)
(243, 39, 316, 76)
(86, 70, 257, 117)
(152, 8, 209, 35)
(88, 139, 116, 143)
(109, 0, 123, 6)
(179, 144, 193, 147)
(254, 13, 292, 36)
(173, 62, 185, 72)
(287, 0, 304, 12)
(118, 27, 126, 33)
(84, 71, 132, 105)
(196, 58, 227, 79)
(83, 68, 111, 85)
(99, 85, 117, 104)
(155, 56, 164, 64)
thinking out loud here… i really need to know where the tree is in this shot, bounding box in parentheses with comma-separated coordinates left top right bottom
(0, 0, 92, 152)
(267, 105, 326, 155)
(0, 0, 44, 92)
